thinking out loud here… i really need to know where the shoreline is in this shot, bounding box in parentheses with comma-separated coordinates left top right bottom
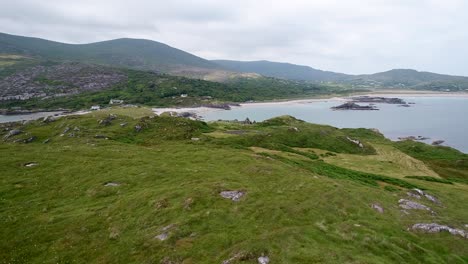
(152, 91, 468, 114)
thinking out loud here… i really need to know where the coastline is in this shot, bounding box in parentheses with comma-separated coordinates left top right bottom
(152, 91, 468, 114)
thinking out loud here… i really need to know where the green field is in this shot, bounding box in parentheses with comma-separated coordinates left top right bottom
(1, 109, 467, 263)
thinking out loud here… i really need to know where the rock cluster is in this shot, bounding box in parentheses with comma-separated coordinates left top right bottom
(346, 136, 364, 148)
(155, 224, 175, 241)
(3, 129, 22, 139)
(398, 199, 432, 212)
(411, 223, 467, 239)
(221, 253, 270, 264)
(350, 96, 407, 104)
(406, 189, 441, 205)
(331, 102, 378, 111)
(0, 63, 126, 101)
(220, 190, 245, 202)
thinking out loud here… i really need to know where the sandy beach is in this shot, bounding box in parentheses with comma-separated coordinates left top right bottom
(152, 91, 468, 115)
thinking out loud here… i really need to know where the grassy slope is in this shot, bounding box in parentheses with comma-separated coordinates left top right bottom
(1, 111, 467, 263)
(0, 61, 357, 111)
(0, 32, 219, 71)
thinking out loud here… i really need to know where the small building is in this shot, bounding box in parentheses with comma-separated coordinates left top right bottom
(109, 99, 124, 105)
(90, 105, 101, 111)
(180, 94, 188, 98)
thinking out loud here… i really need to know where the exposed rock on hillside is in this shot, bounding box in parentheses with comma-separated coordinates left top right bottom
(220, 190, 245, 202)
(258, 256, 270, 264)
(398, 199, 432, 212)
(432, 140, 445, 146)
(347, 136, 364, 148)
(407, 189, 441, 205)
(371, 203, 384, 214)
(411, 223, 467, 239)
(0, 63, 126, 100)
(3, 129, 22, 139)
(104, 182, 120, 187)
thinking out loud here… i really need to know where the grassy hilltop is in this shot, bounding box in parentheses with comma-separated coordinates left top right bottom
(1, 108, 467, 263)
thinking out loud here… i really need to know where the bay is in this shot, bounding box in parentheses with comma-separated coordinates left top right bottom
(200, 95, 468, 153)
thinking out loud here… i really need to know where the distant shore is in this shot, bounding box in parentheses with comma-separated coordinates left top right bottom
(153, 91, 468, 114)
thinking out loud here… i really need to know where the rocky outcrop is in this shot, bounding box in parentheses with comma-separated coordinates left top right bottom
(177, 112, 198, 119)
(411, 223, 467, 239)
(371, 203, 384, 214)
(242, 118, 253, 125)
(407, 189, 441, 205)
(220, 190, 245, 202)
(99, 115, 116, 126)
(398, 136, 430, 141)
(398, 199, 432, 212)
(155, 224, 176, 241)
(258, 256, 270, 264)
(346, 136, 364, 148)
(0, 63, 126, 101)
(221, 253, 269, 264)
(432, 140, 445, 146)
(331, 102, 378, 111)
(104, 182, 120, 187)
(3, 129, 22, 139)
(350, 96, 407, 104)
(155, 233, 168, 241)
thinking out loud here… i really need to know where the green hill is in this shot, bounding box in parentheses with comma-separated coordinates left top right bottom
(213, 60, 349, 82)
(213, 60, 468, 91)
(0, 32, 220, 72)
(0, 64, 350, 111)
(2, 32, 468, 92)
(1, 110, 467, 263)
(351, 69, 468, 90)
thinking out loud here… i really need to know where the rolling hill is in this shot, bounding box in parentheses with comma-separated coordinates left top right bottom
(352, 69, 468, 90)
(213, 60, 468, 91)
(1, 112, 467, 263)
(213, 60, 350, 82)
(0, 32, 220, 72)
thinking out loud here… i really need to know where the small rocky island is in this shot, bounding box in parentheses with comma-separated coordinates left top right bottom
(331, 96, 414, 110)
(331, 102, 378, 111)
(350, 96, 408, 104)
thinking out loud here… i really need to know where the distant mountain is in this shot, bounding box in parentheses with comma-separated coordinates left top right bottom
(350, 69, 468, 90)
(213, 60, 468, 91)
(0, 32, 220, 72)
(2, 32, 468, 91)
(213, 60, 349, 82)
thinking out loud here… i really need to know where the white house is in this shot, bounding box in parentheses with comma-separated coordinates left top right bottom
(109, 99, 124, 105)
(180, 94, 188, 98)
(90, 105, 101, 111)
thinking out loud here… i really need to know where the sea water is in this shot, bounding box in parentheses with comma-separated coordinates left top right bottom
(201, 96, 468, 153)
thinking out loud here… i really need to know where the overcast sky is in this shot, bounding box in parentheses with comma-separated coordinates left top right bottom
(1, 0, 467, 75)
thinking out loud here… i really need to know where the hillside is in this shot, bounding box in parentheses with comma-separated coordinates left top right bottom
(213, 60, 468, 91)
(0, 61, 350, 111)
(351, 69, 468, 91)
(2, 32, 468, 93)
(0, 32, 220, 72)
(1, 110, 467, 263)
(213, 60, 349, 82)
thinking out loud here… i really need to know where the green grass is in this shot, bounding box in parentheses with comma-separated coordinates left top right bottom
(405, 176, 454, 185)
(0, 59, 360, 111)
(395, 141, 468, 183)
(1, 110, 468, 263)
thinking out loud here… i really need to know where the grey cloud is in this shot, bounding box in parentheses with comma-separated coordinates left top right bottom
(0, 0, 467, 75)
